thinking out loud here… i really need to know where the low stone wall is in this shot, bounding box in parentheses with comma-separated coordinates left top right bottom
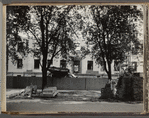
(7, 76, 108, 90)
(7, 76, 43, 89)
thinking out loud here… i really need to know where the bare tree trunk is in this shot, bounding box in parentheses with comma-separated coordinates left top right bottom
(104, 61, 111, 91)
(42, 68, 47, 91)
(107, 61, 112, 92)
(40, 8, 48, 91)
(42, 50, 47, 91)
(107, 62, 112, 81)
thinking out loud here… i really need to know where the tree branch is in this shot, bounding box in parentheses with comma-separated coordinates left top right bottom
(28, 29, 41, 47)
(47, 49, 61, 69)
(67, 22, 79, 38)
(91, 7, 109, 74)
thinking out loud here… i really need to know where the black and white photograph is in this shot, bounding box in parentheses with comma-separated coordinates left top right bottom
(6, 4, 144, 113)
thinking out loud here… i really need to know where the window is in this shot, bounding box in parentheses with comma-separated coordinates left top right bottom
(114, 61, 120, 71)
(60, 60, 66, 68)
(17, 59, 23, 69)
(47, 60, 53, 67)
(26, 40, 29, 48)
(18, 42, 23, 52)
(132, 62, 137, 71)
(34, 59, 40, 69)
(74, 60, 80, 73)
(100, 61, 105, 71)
(87, 61, 93, 70)
(132, 47, 138, 55)
(100, 66, 105, 71)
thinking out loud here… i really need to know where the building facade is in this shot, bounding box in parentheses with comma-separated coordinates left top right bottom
(7, 34, 143, 77)
(7, 50, 143, 77)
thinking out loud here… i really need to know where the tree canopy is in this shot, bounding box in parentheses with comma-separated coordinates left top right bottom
(7, 5, 78, 90)
(7, 5, 143, 88)
(79, 5, 143, 80)
(7, 6, 30, 63)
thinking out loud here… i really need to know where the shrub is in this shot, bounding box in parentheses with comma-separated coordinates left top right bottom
(100, 83, 114, 99)
(116, 75, 143, 101)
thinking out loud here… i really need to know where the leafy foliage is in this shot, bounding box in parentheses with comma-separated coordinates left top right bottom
(7, 5, 78, 89)
(80, 5, 143, 80)
(7, 6, 30, 63)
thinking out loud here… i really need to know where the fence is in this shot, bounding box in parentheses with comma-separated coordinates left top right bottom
(7, 76, 109, 90)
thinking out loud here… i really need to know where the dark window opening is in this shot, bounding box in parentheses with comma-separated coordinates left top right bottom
(87, 61, 93, 70)
(26, 40, 29, 48)
(18, 42, 23, 52)
(17, 59, 23, 69)
(132, 47, 138, 55)
(100, 61, 105, 71)
(47, 60, 53, 67)
(34, 59, 40, 69)
(132, 62, 137, 71)
(60, 60, 66, 68)
(101, 66, 105, 71)
(74, 60, 80, 73)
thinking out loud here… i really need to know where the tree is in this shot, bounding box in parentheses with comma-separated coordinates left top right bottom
(80, 5, 143, 80)
(7, 6, 30, 70)
(7, 5, 77, 90)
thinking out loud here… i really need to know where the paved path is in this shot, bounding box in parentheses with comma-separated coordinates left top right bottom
(6, 89, 143, 113)
(7, 100, 143, 113)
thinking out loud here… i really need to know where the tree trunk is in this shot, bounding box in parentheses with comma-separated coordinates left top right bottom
(42, 52, 47, 91)
(107, 61, 112, 81)
(40, 8, 48, 91)
(42, 67, 47, 91)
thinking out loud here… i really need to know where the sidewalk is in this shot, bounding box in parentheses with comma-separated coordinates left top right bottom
(6, 89, 143, 113)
